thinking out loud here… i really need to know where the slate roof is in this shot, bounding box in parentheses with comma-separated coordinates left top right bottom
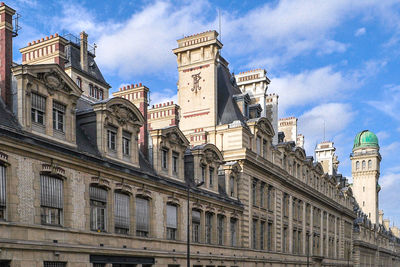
(65, 42, 109, 87)
(216, 63, 247, 125)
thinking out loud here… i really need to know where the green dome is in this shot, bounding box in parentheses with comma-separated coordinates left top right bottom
(353, 130, 379, 150)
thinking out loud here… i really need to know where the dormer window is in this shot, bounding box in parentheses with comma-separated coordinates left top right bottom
(209, 167, 214, 187)
(172, 152, 179, 174)
(122, 132, 131, 156)
(31, 93, 46, 125)
(52, 102, 66, 132)
(89, 84, 94, 97)
(107, 128, 117, 151)
(99, 89, 104, 100)
(162, 148, 168, 169)
(76, 77, 81, 88)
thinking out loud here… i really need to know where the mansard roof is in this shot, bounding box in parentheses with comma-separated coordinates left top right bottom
(216, 63, 247, 125)
(65, 42, 109, 87)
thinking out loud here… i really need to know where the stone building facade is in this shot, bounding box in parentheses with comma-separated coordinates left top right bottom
(0, 3, 399, 267)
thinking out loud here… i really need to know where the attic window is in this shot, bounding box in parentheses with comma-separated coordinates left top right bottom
(76, 77, 81, 88)
(53, 101, 66, 132)
(31, 93, 46, 125)
(107, 128, 117, 151)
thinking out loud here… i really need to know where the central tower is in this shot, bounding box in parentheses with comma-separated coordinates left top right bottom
(351, 130, 381, 224)
(173, 31, 222, 134)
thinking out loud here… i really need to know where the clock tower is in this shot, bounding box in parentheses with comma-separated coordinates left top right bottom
(173, 30, 222, 134)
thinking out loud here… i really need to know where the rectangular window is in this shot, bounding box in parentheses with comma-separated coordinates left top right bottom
(267, 186, 273, 210)
(31, 93, 46, 125)
(90, 186, 107, 232)
(283, 227, 288, 252)
(76, 77, 81, 88)
(43, 262, 66, 267)
(230, 176, 235, 197)
(172, 152, 179, 174)
(256, 136, 261, 154)
(0, 165, 6, 220)
(263, 139, 267, 158)
(252, 219, 257, 249)
(107, 129, 116, 151)
(162, 149, 168, 169)
(52, 101, 66, 132)
(40, 175, 63, 225)
(260, 221, 265, 250)
(260, 183, 265, 208)
(114, 192, 130, 234)
(205, 212, 213, 244)
(122, 133, 131, 156)
(136, 197, 149, 237)
(230, 218, 237, 247)
(217, 215, 224, 245)
(209, 167, 214, 187)
(99, 89, 104, 100)
(201, 165, 206, 182)
(166, 204, 177, 240)
(252, 180, 257, 206)
(192, 210, 201, 243)
(89, 84, 94, 97)
(267, 222, 273, 251)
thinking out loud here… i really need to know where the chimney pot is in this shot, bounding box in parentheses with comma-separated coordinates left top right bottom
(55, 33, 59, 37)
(41, 38, 44, 42)
(37, 39, 40, 43)
(46, 36, 49, 40)
(131, 84, 134, 88)
(135, 84, 138, 87)
(139, 82, 142, 86)
(171, 101, 173, 104)
(28, 42, 31, 46)
(0, 2, 4, 6)
(123, 86, 126, 90)
(50, 35, 53, 39)
(127, 85, 130, 89)
(80, 31, 88, 72)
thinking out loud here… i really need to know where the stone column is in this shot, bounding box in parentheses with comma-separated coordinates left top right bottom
(288, 195, 293, 253)
(310, 205, 314, 256)
(325, 212, 329, 257)
(302, 201, 306, 255)
(320, 210, 324, 256)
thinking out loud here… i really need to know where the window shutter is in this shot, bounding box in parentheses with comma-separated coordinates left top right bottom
(0, 166, 5, 207)
(166, 204, 177, 229)
(192, 210, 201, 223)
(40, 175, 63, 209)
(136, 197, 149, 231)
(90, 186, 107, 202)
(114, 192, 130, 229)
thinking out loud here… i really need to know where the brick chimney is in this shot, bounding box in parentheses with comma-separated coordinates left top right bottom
(80, 31, 88, 72)
(112, 83, 149, 158)
(0, 2, 15, 107)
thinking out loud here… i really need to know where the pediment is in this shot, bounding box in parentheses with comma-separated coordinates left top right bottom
(17, 64, 83, 97)
(313, 162, 325, 175)
(257, 117, 275, 137)
(193, 143, 224, 164)
(294, 147, 306, 160)
(161, 126, 190, 147)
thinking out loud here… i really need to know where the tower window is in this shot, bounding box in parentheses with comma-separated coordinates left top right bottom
(356, 161, 360, 171)
(363, 201, 365, 207)
(368, 160, 372, 169)
(363, 186, 365, 192)
(362, 160, 366, 170)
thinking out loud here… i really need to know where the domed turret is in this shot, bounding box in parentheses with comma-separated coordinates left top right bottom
(353, 130, 379, 150)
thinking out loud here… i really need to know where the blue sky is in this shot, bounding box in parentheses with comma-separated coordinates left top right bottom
(11, 0, 400, 223)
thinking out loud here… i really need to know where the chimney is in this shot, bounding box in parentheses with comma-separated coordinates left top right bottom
(0, 2, 15, 107)
(383, 219, 390, 230)
(80, 31, 88, 72)
(379, 210, 384, 224)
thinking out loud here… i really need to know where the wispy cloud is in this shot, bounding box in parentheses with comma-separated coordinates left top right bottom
(355, 27, 366, 37)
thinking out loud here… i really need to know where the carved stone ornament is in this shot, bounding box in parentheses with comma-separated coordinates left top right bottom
(38, 71, 70, 95)
(109, 104, 137, 126)
(191, 72, 201, 93)
(203, 149, 221, 164)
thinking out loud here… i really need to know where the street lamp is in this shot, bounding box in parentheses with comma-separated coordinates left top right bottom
(187, 179, 204, 267)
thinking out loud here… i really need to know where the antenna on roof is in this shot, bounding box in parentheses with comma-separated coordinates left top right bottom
(218, 9, 222, 43)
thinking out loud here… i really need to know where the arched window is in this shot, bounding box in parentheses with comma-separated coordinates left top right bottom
(368, 160, 372, 169)
(362, 161, 366, 170)
(356, 161, 360, 170)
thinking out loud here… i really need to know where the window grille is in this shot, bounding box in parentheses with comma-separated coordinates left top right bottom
(114, 192, 130, 234)
(31, 93, 46, 125)
(192, 210, 201, 243)
(166, 204, 177, 240)
(53, 101, 66, 132)
(40, 175, 63, 225)
(205, 212, 213, 244)
(43, 262, 66, 267)
(0, 165, 6, 219)
(90, 186, 107, 231)
(136, 197, 149, 237)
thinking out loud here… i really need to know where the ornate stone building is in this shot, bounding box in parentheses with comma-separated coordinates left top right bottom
(0, 3, 399, 267)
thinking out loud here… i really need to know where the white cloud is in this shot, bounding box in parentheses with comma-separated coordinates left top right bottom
(271, 66, 354, 114)
(298, 103, 356, 154)
(355, 27, 366, 36)
(381, 142, 400, 158)
(376, 131, 390, 140)
(367, 84, 400, 121)
(149, 88, 177, 106)
(381, 172, 400, 188)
